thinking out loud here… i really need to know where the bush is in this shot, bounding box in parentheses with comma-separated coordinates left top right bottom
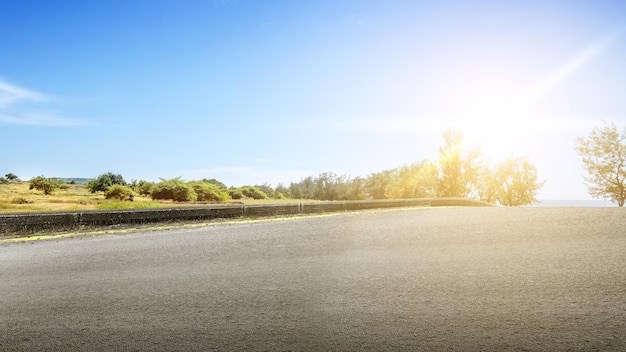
(190, 181, 230, 202)
(105, 185, 134, 201)
(29, 176, 60, 195)
(12, 197, 32, 204)
(150, 178, 197, 202)
(87, 172, 126, 193)
(239, 186, 269, 200)
(228, 188, 244, 200)
(0, 177, 7, 184)
(201, 178, 228, 191)
(131, 180, 154, 196)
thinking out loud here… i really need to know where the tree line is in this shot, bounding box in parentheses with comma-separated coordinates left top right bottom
(18, 129, 543, 207)
(14, 123, 626, 206)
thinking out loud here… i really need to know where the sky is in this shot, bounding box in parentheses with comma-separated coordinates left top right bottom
(1, 0, 626, 200)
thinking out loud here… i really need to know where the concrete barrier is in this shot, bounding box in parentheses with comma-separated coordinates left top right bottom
(0, 198, 492, 236)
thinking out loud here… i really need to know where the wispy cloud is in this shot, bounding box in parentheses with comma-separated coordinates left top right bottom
(0, 79, 89, 126)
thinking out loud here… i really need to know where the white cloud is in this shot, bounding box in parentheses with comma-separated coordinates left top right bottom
(0, 79, 89, 126)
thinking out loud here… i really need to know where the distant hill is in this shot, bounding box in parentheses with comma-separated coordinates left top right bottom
(54, 178, 92, 185)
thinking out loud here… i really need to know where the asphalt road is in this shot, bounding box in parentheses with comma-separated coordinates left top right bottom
(1, 207, 625, 351)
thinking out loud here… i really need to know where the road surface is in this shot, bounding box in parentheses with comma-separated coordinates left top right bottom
(1, 207, 625, 351)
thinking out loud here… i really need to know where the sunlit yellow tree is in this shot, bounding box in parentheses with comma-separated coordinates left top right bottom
(575, 123, 626, 207)
(489, 156, 544, 207)
(436, 129, 482, 198)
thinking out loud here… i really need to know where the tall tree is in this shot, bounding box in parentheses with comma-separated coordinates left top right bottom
(491, 156, 544, 206)
(436, 129, 481, 198)
(87, 172, 126, 193)
(575, 123, 626, 207)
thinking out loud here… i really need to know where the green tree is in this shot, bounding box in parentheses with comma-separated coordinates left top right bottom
(436, 129, 482, 198)
(87, 172, 126, 193)
(489, 156, 544, 206)
(5, 173, 18, 181)
(289, 176, 316, 199)
(275, 183, 291, 199)
(29, 176, 60, 195)
(575, 123, 626, 206)
(384, 161, 438, 199)
(365, 169, 395, 199)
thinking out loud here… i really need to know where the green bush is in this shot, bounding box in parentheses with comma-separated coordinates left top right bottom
(87, 172, 126, 193)
(131, 180, 154, 196)
(0, 177, 7, 184)
(29, 176, 60, 195)
(105, 185, 134, 201)
(150, 178, 197, 202)
(228, 188, 244, 200)
(190, 181, 230, 202)
(239, 186, 269, 200)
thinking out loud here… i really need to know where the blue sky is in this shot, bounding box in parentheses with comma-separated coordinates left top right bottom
(1, 0, 626, 200)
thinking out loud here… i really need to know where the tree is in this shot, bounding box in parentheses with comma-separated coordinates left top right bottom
(365, 169, 395, 199)
(5, 173, 18, 181)
(575, 123, 626, 206)
(29, 176, 60, 195)
(489, 156, 544, 206)
(436, 129, 482, 198)
(87, 172, 126, 193)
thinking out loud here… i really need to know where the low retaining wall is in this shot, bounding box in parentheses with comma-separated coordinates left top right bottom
(0, 198, 491, 236)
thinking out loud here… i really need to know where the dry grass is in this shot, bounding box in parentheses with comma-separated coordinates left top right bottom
(0, 182, 154, 212)
(0, 182, 312, 213)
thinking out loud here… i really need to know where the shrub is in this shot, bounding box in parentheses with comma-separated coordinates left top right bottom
(12, 197, 31, 204)
(105, 185, 134, 201)
(131, 180, 154, 196)
(239, 186, 269, 200)
(29, 176, 60, 195)
(87, 172, 126, 193)
(150, 178, 197, 202)
(201, 178, 228, 191)
(0, 177, 7, 184)
(190, 181, 230, 202)
(229, 188, 244, 200)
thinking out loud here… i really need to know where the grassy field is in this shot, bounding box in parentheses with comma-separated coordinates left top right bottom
(0, 181, 311, 213)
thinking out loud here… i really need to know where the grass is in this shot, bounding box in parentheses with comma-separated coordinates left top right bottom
(0, 181, 313, 213)
(96, 201, 164, 210)
(0, 182, 160, 213)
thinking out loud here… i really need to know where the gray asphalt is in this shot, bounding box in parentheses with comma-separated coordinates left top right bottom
(1, 207, 625, 351)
